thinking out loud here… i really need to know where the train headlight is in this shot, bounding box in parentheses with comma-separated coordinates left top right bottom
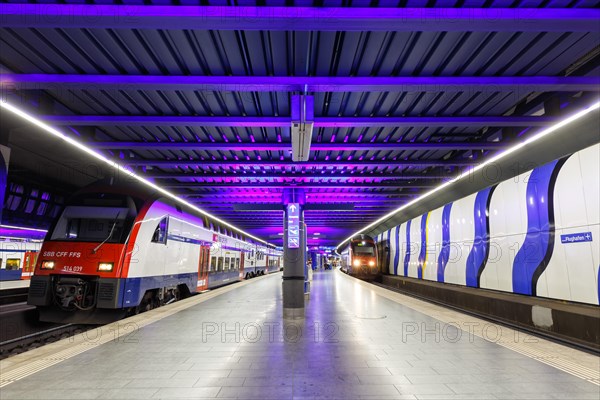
(41, 260, 55, 270)
(98, 262, 114, 272)
(353, 260, 361, 267)
(369, 261, 375, 266)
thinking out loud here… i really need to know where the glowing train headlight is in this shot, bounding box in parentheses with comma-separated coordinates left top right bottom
(40, 260, 55, 270)
(98, 262, 114, 272)
(353, 260, 361, 267)
(369, 261, 375, 266)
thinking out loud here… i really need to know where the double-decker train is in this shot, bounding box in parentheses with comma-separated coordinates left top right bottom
(340, 234, 380, 280)
(0, 240, 40, 280)
(27, 181, 282, 323)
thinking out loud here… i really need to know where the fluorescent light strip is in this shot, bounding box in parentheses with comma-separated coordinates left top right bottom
(0, 224, 48, 233)
(336, 100, 600, 251)
(0, 101, 272, 246)
(0, 236, 44, 242)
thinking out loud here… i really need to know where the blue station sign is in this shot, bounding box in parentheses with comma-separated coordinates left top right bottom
(561, 232, 593, 244)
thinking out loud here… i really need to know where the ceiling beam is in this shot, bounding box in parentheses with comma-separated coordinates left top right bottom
(216, 216, 385, 221)
(94, 141, 506, 151)
(168, 182, 434, 189)
(190, 199, 406, 203)
(143, 169, 456, 180)
(1, 6, 597, 32)
(43, 115, 556, 128)
(181, 190, 414, 195)
(232, 204, 356, 211)
(201, 211, 382, 215)
(5, 74, 598, 93)
(128, 160, 475, 167)
(147, 172, 450, 180)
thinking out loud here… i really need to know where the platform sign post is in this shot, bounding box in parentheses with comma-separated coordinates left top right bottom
(282, 190, 306, 318)
(287, 203, 300, 248)
(0, 145, 10, 224)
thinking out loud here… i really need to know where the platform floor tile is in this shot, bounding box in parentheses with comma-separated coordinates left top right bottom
(0, 270, 598, 399)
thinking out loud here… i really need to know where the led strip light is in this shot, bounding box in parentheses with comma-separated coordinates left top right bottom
(0, 101, 273, 246)
(0, 224, 48, 233)
(336, 100, 600, 251)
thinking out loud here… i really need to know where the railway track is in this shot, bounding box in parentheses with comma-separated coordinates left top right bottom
(370, 280, 600, 355)
(0, 302, 90, 360)
(0, 288, 29, 305)
(0, 323, 90, 360)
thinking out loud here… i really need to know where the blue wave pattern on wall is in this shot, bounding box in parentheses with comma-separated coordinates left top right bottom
(386, 229, 392, 273)
(466, 186, 494, 288)
(404, 220, 411, 277)
(418, 214, 428, 279)
(512, 160, 559, 295)
(437, 203, 453, 283)
(393, 225, 400, 275)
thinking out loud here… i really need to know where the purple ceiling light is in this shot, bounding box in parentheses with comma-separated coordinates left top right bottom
(6, 74, 599, 92)
(125, 159, 478, 168)
(1, 6, 598, 32)
(42, 115, 558, 127)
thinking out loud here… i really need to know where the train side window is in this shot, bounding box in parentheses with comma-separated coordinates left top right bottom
(0, 258, 3, 269)
(217, 257, 224, 272)
(210, 256, 216, 272)
(235, 258, 240, 270)
(6, 183, 24, 211)
(24, 189, 38, 214)
(224, 257, 230, 270)
(152, 217, 168, 244)
(6, 259, 21, 270)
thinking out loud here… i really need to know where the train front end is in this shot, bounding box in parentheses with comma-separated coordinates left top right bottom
(349, 235, 380, 281)
(27, 191, 140, 323)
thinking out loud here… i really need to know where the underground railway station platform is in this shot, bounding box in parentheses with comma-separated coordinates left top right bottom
(1, 1, 600, 399)
(0, 270, 598, 400)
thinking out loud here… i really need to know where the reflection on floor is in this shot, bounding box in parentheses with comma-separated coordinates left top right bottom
(1, 270, 598, 399)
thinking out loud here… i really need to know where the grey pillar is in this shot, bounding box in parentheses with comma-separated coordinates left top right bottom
(282, 189, 306, 319)
(0, 145, 10, 224)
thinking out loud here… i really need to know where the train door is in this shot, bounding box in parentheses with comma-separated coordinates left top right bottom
(197, 245, 210, 291)
(21, 251, 37, 280)
(239, 252, 245, 279)
(265, 255, 269, 273)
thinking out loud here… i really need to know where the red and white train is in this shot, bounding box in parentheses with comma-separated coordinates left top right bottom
(340, 234, 380, 281)
(27, 181, 282, 323)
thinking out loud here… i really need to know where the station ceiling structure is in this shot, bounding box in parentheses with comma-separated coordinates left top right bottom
(1, 2, 599, 247)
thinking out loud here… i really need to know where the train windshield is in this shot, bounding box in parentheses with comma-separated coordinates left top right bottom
(352, 242, 375, 256)
(48, 193, 138, 243)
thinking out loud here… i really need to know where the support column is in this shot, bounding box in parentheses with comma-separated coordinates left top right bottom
(0, 144, 10, 224)
(282, 189, 306, 319)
